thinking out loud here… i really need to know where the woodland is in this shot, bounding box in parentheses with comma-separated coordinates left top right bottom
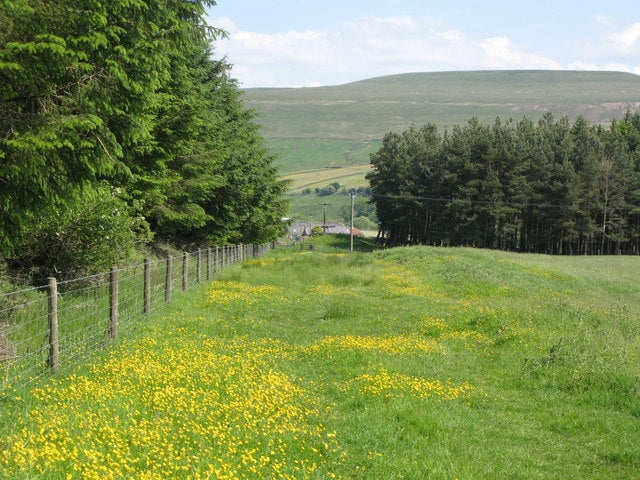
(0, 0, 288, 283)
(367, 113, 640, 254)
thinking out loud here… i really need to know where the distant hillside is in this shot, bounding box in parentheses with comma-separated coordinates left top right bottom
(243, 70, 640, 173)
(243, 70, 640, 223)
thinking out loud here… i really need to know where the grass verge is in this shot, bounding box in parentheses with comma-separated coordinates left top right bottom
(1, 246, 639, 479)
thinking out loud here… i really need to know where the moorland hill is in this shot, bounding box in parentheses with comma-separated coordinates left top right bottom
(244, 70, 640, 173)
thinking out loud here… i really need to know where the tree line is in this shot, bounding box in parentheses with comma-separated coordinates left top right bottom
(367, 112, 640, 254)
(0, 0, 288, 283)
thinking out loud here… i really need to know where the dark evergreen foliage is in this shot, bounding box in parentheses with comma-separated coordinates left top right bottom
(367, 113, 640, 254)
(0, 0, 288, 279)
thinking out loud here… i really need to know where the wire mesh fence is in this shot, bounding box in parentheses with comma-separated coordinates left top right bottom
(0, 244, 271, 394)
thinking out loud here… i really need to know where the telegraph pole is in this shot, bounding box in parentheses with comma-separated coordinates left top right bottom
(318, 203, 331, 230)
(348, 191, 358, 252)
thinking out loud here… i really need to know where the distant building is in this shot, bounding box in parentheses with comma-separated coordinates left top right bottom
(288, 221, 362, 239)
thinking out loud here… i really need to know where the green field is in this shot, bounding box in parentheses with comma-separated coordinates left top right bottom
(283, 164, 372, 223)
(285, 192, 354, 224)
(284, 164, 371, 191)
(1, 243, 639, 479)
(271, 139, 380, 174)
(245, 70, 640, 222)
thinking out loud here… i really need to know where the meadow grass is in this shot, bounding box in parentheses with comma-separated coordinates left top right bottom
(286, 191, 367, 224)
(270, 140, 380, 174)
(1, 253, 207, 393)
(282, 163, 371, 223)
(1, 246, 639, 479)
(283, 164, 371, 192)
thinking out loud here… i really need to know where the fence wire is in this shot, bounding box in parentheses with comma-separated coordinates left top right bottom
(0, 244, 271, 395)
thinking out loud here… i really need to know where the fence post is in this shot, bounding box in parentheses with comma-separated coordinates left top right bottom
(182, 252, 188, 291)
(47, 277, 59, 371)
(165, 257, 173, 303)
(195, 250, 200, 283)
(144, 258, 151, 315)
(215, 246, 219, 275)
(206, 247, 212, 280)
(109, 268, 119, 339)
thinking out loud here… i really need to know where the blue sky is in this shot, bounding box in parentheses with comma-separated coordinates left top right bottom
(206, 0, 640, 87)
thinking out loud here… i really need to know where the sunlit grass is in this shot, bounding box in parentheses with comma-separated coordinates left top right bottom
(283, 164, 371, 192)
(1, 246, 640, 479)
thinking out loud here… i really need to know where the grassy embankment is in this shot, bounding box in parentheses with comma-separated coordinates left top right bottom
(1, 239, 639, 479)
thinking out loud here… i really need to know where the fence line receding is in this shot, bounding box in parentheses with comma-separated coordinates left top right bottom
(0, 244, 272, 394)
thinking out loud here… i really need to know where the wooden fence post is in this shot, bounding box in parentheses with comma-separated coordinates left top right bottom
(144, 258, 151, 315)
(214, 246, 219, 275)
(165, 257, 173, 303)
(206, 247, 212, 280)
(47, 277, 59, 371)
(182, 252, 188, 291)
(109, 268, 119, 339)
(197, 249, 202, 283)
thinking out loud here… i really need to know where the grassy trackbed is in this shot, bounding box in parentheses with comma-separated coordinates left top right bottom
(1, 243, 639, 479)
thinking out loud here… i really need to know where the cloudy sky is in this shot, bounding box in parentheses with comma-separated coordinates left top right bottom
(206, 0, 640, 88)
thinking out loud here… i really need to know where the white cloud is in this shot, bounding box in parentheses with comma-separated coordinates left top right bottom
(593, 14, 613, 27)
(207, 15, 640, 88)
(609, 22, 640, 53)
(212, 16, 237, 34)
(477, 37, 560, 69)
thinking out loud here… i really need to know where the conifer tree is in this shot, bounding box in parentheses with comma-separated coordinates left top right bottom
(368, 113, 640, 254)
(1, 0, 288, 277)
